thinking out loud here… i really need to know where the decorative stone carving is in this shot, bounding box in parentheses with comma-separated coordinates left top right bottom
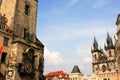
(18, 48, 35, 79)
(0, 14, 8, 30)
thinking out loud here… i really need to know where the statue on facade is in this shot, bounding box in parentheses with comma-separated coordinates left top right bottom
(0, 14, 8, 30)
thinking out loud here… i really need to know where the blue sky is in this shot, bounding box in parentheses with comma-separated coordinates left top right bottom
(36, 0, 120, 75)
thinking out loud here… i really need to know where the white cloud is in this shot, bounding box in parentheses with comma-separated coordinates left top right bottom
(83, 57, 92, 63)
(41, 24, 115, 43)
(93, 0, 112, 8)
(44, 47, 64, 65)
(77, 47, 90, 54)
(112, 7, 120, 14)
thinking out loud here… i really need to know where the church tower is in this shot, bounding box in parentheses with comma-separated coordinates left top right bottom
(0, 0, 37, 41)
(91, 37, 100, 64)
(115, 14, 120, 79)
(0, 0, 45, 80)
(91, 37, 104, 74)
(104, 32, 116, 71)
(115, 14, 120, 68)
(91, 34, 118, 80)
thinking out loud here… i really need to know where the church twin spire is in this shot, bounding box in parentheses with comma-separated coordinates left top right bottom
(104, 32, 115, 50)
(91, 32, 114, 53)
(91, 36, 99, 52)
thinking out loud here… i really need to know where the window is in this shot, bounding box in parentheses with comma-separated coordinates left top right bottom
(1, 52, 7, 63)
(24, 28, 29, 40)
(109, 50, 112, 57)
(24, 28, 27, 38)
(25, 4, 30, 15)
(3, 37, 9, 46)
(94, 54, 97, 60)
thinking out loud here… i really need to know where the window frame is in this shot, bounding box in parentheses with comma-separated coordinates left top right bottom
(25, 4, 30, 15)
(3, 37, 9, 46)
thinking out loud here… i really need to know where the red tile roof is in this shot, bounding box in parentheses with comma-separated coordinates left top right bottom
(45, 70, 69, 78)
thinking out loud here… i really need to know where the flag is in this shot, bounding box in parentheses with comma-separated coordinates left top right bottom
(0, 45, 4, 54)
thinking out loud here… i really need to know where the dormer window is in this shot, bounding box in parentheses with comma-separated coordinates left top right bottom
(25, 4, 30, 15)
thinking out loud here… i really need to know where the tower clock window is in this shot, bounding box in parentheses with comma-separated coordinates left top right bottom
(25, 4, 30, 15)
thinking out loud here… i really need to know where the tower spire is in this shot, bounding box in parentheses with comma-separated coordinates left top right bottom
(105, 32, 115, 50)
(93, 36, 98, 50)
(92, 36, 99, 52)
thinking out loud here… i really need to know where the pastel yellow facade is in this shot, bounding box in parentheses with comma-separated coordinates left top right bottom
(69, 73, 83, 80)
(82, 74, 98, 80)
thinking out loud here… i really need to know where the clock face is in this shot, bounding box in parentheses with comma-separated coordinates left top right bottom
(102, 65, 106, 72)
(7, 70, 13, 77)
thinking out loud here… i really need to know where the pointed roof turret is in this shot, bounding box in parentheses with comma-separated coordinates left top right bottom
(104, 43, 107, 50)
(93, 36, 98, 49)
(71, 65, 81, 73)
(91, 36, 100, 53)
(116, 14, 120, 25)
(105, 32, 115, 50)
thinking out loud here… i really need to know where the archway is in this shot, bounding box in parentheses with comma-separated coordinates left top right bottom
(1, 52, 7, 63)
(103, 78, 107, 80)
(0, 73, 5, 80)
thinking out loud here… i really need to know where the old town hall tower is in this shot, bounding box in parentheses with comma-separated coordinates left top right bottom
(0, 0, 45, 80)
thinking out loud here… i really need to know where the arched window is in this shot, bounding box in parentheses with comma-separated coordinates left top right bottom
(103, 78, 107, 80)
(1, 52, 7, 63)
